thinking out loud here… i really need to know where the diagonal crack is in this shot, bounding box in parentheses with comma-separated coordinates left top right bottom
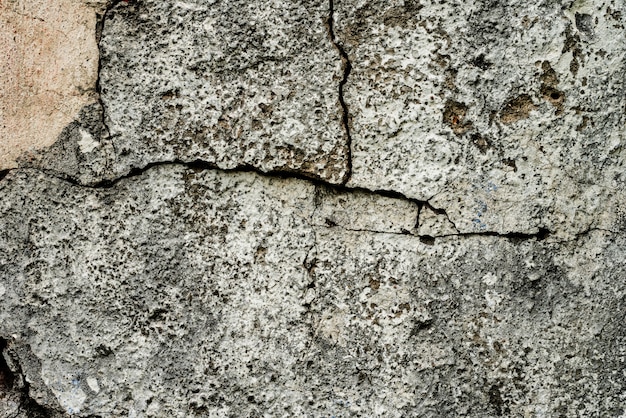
(423, 200, 460, 233)
(327, 0, 353, 185)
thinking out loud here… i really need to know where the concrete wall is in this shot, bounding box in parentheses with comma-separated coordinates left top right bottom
(0, 0, 625, 416)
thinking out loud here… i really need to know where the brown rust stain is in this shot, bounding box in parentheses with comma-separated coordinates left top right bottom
(499, 94, 537, 124)
(538, 61, 565, 114)
(443, 100, 472, 135)
(0, 0, 106, 170)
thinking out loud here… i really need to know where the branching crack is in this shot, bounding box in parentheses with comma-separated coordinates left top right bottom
(0, 0, 617, 249)
(423, 200, 460, 233)
(8, 160, 564, 243)
(327, 0, 353, 185)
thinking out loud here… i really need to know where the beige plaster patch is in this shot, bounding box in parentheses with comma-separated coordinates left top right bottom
(0, 0, 106, 170)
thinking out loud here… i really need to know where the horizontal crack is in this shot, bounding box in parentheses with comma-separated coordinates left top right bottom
(12, 161, 625, 244)
(432, 228, 551, 242)
(313, 222, 415, 237)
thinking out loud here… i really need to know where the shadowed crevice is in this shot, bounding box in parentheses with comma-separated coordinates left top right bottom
(19, 159, 555, 243)
(0, 338, 58, 418)
(328, 0, 353, 185)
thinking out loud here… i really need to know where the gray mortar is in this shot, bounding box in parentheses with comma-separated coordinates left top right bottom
(0, 166, 625, 417)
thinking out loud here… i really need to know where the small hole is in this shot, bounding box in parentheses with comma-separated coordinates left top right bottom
(550, 92, 561, 100)
(419, 236, 435, 245)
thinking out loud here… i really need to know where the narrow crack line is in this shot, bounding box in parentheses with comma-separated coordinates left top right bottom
(434, 228, 552, 242)
(9, 161, 560, 243)
(303, 228, 318, 281)
(20, 158, 416, 200)
(95, 0, 124, 171)
(327, 0, 353, 185)
(415, 202, 423, 232)
(313, 222, 414, 237)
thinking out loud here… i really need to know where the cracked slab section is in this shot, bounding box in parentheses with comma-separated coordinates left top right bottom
(335, 0, 626, 238)
(417, 205, 457, 237)
(313, 185, 419, 234)
(0, 0, 106, 170)
(99, 0, 349, 184)
(0, 166, 624, 416)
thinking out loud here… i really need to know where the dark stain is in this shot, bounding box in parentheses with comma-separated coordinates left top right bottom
(576, 115, 591, 131)
(575, 12, 594, 37)
(160, 89, 180, 100)
(443, 100, 472, 135)
(540, 85, 565, 114)
(539, 61, 558, 86)
(0, 338, 14, 390)
(471, 54, 492, 70)
(444, 68, 457, 90)
(563, 24, 582, 76)
(409, 318, 433, 335)
(537, 61, 565, 114)
(254, 246, 267, 264)
(95, 344, 114, 357)
(419, 235, 435, 245)
(488, 384, 510, 416)
(471, 133, 490, 153)
(324, 218, 337, 227)
(383, 1, 424, 27)
(502, 158, 517, 172)
(499, 94, 537, 124)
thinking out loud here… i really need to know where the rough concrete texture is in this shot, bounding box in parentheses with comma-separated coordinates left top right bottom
(336, 0, 626, 238)
(98, 0, 349, 184)
(0, 167, 625, 417)
(1, 0, 626, 416)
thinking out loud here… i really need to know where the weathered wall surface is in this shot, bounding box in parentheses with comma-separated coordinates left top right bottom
(0, 0, 625, 416)
(0, 0, 106, 170)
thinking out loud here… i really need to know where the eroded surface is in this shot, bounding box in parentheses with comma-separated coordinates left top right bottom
(0, 166, 624, 416)
(1, 0, 626, 416)
(0, 0, 105, 170)
(99, 0, 349, 183)
(335, 0, 626, 236)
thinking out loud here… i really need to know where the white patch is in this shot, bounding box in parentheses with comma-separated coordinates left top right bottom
(482, 273, 498, 286)
(42, 370, 87, 415)
(77, 129, 99, 153)
(56, 385, 87, 415)
(87, 376, 100, 393)
(174, 1, 206, 11)
(485, 290, 503, 309)
(0, 283, 5, 297)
